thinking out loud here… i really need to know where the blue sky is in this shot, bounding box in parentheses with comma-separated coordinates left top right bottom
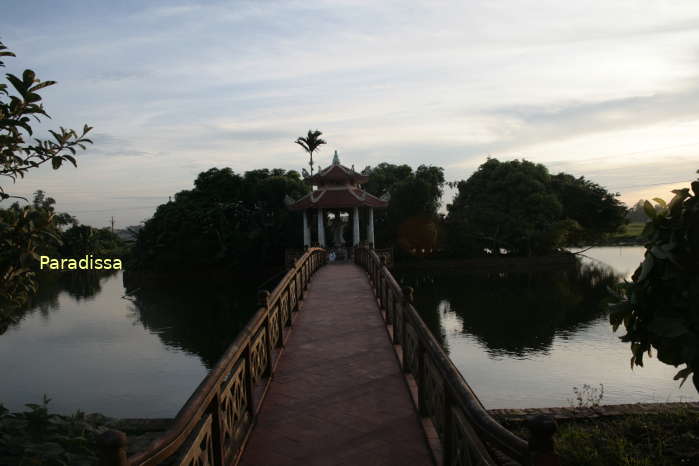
(3, 0, 698, 227)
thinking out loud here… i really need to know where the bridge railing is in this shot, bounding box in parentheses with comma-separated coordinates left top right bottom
(354, 246, 557, 466)
(97, 248, 327, 466)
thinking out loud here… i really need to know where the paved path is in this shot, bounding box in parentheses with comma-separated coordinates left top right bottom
(240, 263, 433, 466)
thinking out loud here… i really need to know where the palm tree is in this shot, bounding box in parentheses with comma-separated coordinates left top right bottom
(294, 130, 326, 175)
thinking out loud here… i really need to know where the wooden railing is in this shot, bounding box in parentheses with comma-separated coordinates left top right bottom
(97, 248, 327, 466)
(354, 246, 559, 466)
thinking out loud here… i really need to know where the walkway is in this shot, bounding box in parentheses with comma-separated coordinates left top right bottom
(240, 263, 433, 466)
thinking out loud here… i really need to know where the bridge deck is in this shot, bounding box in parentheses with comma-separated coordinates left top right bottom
(240, 263, 433, 466)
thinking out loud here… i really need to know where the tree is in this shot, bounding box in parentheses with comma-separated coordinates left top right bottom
(294, 130, 326, 175)
(0, 41, 92, 310)
(131, 167, 309, 272)
(550, 173, 627, 244)
(610, 173, 699, 391)
(363, 163, 445, 253)
(447, 158, 564, 256)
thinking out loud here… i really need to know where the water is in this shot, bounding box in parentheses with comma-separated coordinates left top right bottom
(1, 247, 696, 416)
(394, 246, 699, 409)
(0, 272, 257, 418)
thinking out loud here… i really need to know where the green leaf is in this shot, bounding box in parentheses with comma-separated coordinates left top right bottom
(652, 197, 667, 208)
(643, 200, 656, 219)
(673, 367, 693, 387)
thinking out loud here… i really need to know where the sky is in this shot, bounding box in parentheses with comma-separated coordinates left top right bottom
(2, 0, 698, 227)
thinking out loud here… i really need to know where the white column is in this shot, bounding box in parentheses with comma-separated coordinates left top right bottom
(317, 208, 326, 247)
(367, 207, 375, 247)
(302, 210, 311, 248)
(353, 207, 360, 246)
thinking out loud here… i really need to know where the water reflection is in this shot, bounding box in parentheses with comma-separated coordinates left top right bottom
(126, 279, 257, 368)
(1, 271, 117, 335)
(396, 258, 620, 358)
(394, 248, 698, 408)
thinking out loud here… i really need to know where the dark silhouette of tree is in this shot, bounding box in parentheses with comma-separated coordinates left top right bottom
(131, 168, 309, 272)
(0, 41, 92, 310)
(611, 173, 699, 391)
(294, 130, 326, 175)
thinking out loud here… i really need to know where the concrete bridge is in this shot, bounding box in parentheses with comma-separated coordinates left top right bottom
(97, 248, 558, 466)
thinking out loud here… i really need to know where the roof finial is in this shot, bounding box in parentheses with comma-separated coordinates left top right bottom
(332, 150, 340, 165)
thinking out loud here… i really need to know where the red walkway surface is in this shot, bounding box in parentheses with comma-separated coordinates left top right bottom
(240, 263, 433, 466)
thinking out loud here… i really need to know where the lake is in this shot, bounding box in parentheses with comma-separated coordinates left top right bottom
(0, 272, 257, 418)
(0, 246, 696, 417)
(394, 246, 699, 409)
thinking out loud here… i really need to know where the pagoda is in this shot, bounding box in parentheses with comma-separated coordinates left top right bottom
(286, 151, 388, 248)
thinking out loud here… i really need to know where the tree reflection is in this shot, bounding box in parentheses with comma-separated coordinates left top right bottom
(125, 279, 258, 369)
(0, 271, 116, 334)
(395, 258, 621, 358)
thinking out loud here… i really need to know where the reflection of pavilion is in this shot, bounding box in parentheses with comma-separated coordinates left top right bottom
(286, 151, 389, 249)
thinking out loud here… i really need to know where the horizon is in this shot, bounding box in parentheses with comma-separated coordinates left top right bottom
(2, 1, 697, 227)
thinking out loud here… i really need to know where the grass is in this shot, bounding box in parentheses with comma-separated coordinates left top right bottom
(504, 408, 699, 465)
(613, 222, 645, 239)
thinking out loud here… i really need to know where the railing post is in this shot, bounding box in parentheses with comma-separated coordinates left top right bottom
(97, 430, 128, 466)
(401, 287, 413, 372)
(258, 289, 273, 378)
(442, 386, 454, 466)
(417, 340, 427, 417)
(244, 343, 255, 417)
(528, 415, 560, 466)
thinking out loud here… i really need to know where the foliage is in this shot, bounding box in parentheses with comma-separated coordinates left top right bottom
(447, 158, 564, 256)
(446, 158, 626, 256)
(610, 174, 699, 391)
(0, 41, 92, 201)
(0, 199, 62, 311)
(294, 129, 326, 176)
(131, 167, 309, 272)
(0, 396, 110, 466)
(550, 173, 627, 244)
(503, 408, 699, 465)
(0, 41, 91, 311)
(363, 163, 445, 254)
(61, 225, 127, 258)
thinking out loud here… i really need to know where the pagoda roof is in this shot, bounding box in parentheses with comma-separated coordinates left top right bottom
(307, 151, 369, 185)
(287, 187, 388, 211)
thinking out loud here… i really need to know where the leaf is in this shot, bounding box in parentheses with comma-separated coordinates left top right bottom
(652, 197, 667, 208)
(22, 69, 36, 85)
(51, 157, 62, 169)
(29, 80, 55, 92)
(674, 367, 693, 387)
(643, 200, 656, 219)
(638, 253, 654, 282)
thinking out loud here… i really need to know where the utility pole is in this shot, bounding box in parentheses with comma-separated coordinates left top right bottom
(110, 216, 115, 233)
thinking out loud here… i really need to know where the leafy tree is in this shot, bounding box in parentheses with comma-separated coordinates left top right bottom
(131, 167, 309, 272)
(610, 174, 699, 391)
(447, 158, 564, 256)
(294, 129, 326, 176)
(0, 41, 91, 309)
(363, 163, 445, 253)
(447, 158, 626, 256)
(550, 173, 627, 244)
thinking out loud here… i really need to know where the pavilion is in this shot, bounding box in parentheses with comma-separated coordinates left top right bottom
(286, 151, 389, 249)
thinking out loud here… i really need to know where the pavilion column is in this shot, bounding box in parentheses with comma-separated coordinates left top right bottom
(302, 210, 311, 248)
(317, 208, 326, 247)
(367, 207, 375, 247)
(353, 207, 360, 246)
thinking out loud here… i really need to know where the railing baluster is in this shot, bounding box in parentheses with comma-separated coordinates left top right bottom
(401, 287, 413, 372)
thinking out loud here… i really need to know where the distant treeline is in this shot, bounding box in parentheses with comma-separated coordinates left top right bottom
(127, 158, 628, 275)
(0, 191, 127, 311)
